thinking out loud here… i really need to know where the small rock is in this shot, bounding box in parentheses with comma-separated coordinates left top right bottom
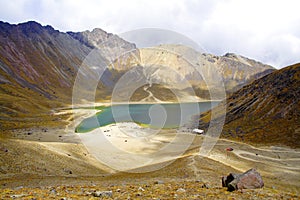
(84, 191, 92, 195)
(92, 190, 113, 198)
(10, 194, 26, 198)
(226, 147, 234, 151)
(201, 183, 210, 189)
(154, 180, 164, 184)
(135, 192, 142, 196)
(176, 188, 186, 193)
(15, 186, 23, 190)
(63, 169, 73, 174)
(116, 188, 121, 192)
(50, 188, 57, 194)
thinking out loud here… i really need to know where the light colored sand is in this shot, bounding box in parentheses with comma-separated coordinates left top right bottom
(78, 122, 196, 172)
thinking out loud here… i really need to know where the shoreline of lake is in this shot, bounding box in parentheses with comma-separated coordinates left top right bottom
(75, 101, 220, 133)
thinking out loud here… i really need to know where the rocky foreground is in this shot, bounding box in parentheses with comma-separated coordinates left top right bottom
(1, 126, 299, 200)
(1, 179, 299, 200)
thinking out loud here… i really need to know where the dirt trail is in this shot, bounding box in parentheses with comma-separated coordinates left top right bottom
(140, 85, 162, 102)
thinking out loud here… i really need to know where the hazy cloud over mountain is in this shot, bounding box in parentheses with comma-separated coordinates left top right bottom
(1, 0, 299, 68)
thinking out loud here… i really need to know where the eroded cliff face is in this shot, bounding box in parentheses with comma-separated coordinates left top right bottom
(68, 28, 139, 71)
(119, 44, 275, 101)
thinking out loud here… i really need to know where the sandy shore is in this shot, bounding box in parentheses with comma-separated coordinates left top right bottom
(78, 122, 196, 172)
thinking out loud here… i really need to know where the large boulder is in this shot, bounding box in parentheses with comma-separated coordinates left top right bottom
(222, 168, 264, 191)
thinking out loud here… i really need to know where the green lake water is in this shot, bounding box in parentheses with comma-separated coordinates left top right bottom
(75, 102, 219, 133)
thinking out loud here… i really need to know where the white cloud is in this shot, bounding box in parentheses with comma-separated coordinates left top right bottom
(0, 0, 299, 68)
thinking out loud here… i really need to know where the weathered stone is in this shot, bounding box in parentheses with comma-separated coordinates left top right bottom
(92, 190, 113, 197)
(222, 168, 264, 191)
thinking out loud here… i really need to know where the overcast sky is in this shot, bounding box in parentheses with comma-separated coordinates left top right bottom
(1, 0, 299, 68)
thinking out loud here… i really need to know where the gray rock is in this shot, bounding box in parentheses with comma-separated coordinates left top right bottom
(222, 168, 264, 191)
(92, 190, 113, 197)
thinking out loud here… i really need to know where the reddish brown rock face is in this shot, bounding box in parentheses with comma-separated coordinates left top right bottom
(222, 168, 264, 191)
(236, 169, 264, 190)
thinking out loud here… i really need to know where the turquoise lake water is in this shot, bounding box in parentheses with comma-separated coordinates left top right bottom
(75, 102, 219, 133)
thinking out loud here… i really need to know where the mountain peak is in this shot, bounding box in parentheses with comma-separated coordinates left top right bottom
(0, 20, 59, 35)
(91, 28, 112, 36)
(18, 21, 44, 34)
(224, 52, 237, 58)
(18, 20, 41, 26)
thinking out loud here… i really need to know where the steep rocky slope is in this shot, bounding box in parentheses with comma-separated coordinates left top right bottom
(0, 21, 137, 131)
(199, 63, 300, 147)
(0, 21, 86, 130)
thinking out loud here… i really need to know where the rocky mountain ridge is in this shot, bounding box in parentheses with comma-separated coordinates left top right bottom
(138, 44, 274, 92)
(0, 21, 275, 131)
